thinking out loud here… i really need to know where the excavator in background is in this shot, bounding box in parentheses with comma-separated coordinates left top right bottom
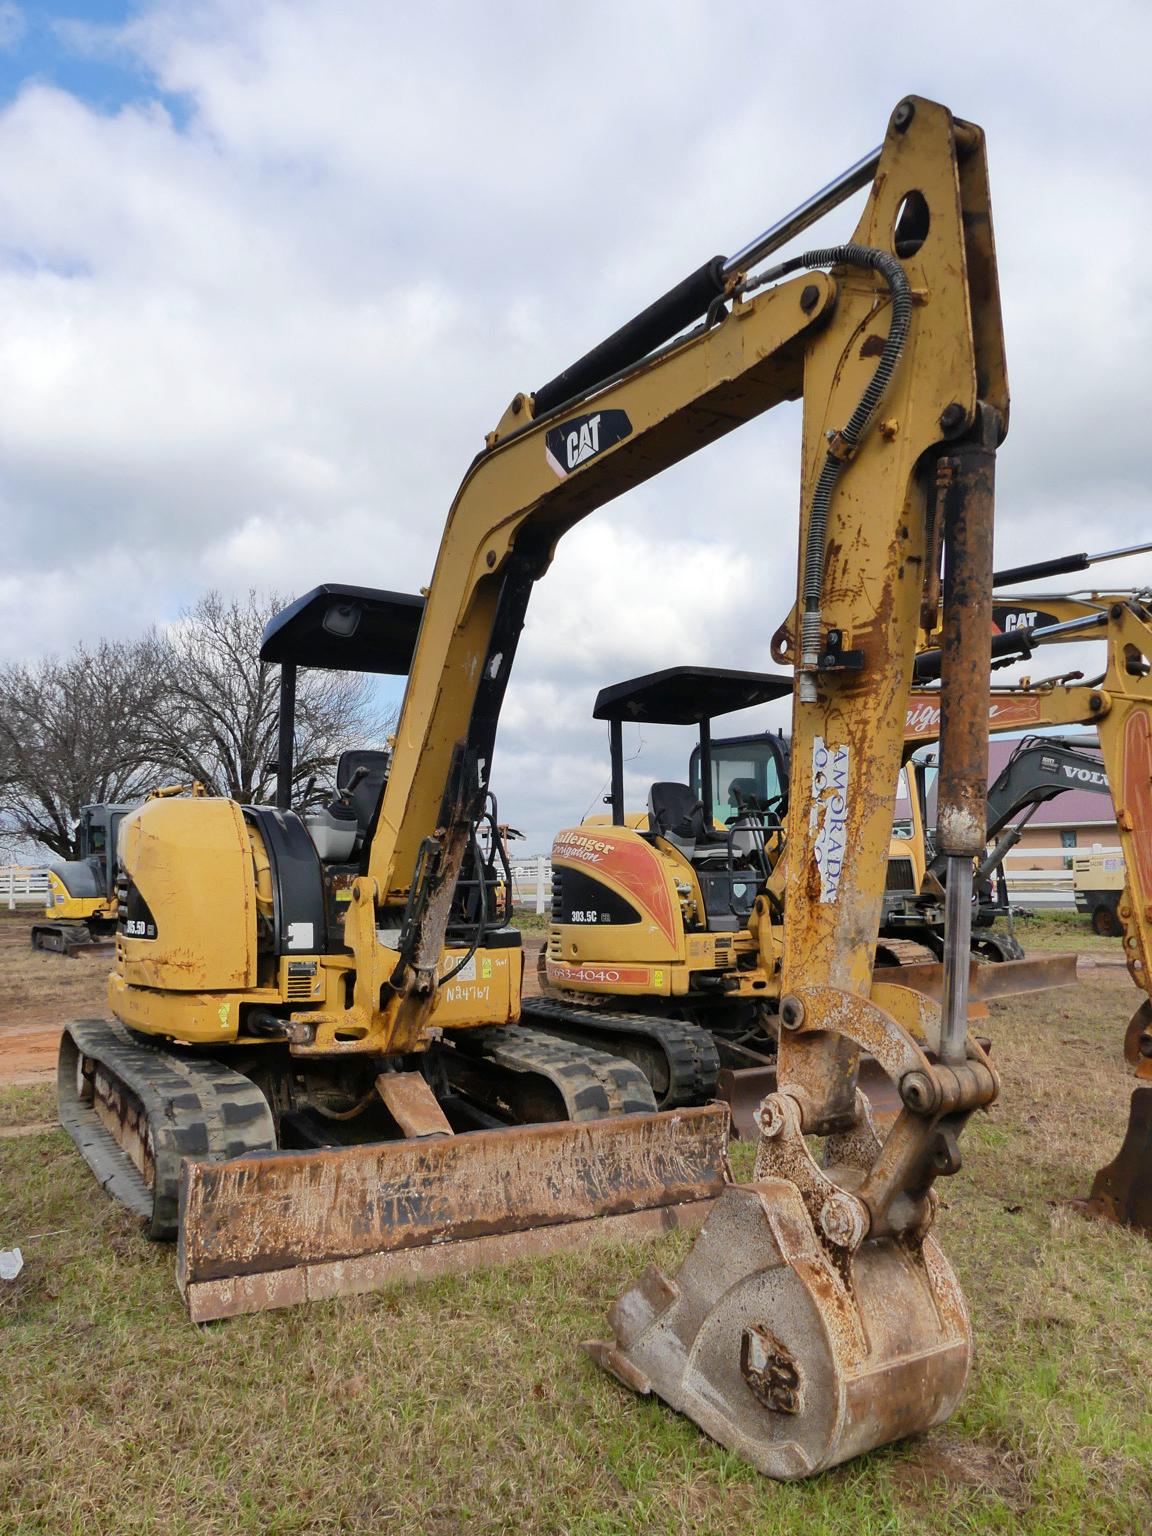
(59, 95, 1028, 1476)
(531, 672, 1088, 1122)
(534, 571, 1148, 1050)
(880, 732, 1111, 961)
(31, 804, 132, 954)
(904, 590, 1152, 1236)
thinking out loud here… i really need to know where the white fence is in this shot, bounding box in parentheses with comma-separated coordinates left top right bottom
(509, 855, 552, 914)
(0, 866, 51, 911)
(511, 845, 1120, 915)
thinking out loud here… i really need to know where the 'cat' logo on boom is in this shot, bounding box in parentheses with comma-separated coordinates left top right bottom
(544, 409, 632, 478)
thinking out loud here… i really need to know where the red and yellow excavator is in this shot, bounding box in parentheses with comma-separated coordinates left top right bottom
(59, 96, 1030, 1477)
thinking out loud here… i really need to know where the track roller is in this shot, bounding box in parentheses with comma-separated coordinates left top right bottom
(57, 1018, 278, 1240)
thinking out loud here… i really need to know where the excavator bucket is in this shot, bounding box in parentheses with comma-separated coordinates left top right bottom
(587, 1176, 970, 1479)
(177, 1104, 730, 1321)
(1070, 1087, 1152, 1237)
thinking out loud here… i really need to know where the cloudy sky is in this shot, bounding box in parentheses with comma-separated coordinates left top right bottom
(0, 1, 1148, 849)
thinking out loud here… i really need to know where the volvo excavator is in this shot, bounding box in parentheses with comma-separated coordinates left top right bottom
(59, 96, 1024, 1476)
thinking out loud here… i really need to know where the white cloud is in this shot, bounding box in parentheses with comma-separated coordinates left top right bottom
(0, 1, 1149, 845)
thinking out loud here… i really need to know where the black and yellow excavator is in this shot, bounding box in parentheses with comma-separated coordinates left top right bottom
(58, 96, 1029, 1476)
(32, 804, 132, 953)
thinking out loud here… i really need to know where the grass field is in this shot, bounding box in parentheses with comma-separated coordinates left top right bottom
(3, 964, 1151, 1534)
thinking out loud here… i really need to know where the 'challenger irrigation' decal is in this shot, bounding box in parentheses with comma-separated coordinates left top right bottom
(545, 409, 632, 478)
(810, 737, 849, 902)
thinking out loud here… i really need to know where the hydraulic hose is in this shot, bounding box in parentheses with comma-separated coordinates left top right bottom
(752, 245, 913, 700)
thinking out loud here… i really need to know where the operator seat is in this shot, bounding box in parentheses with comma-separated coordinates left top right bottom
(648, 782, 706, 854)
(335, 748, 391, 850)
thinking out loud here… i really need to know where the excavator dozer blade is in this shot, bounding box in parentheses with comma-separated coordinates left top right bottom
(1070, 1087, 1152, 1237)
(177, 1104, 730, 1321)
(873, 951, 1079, 1002)
(587, 1179, 970, 1480)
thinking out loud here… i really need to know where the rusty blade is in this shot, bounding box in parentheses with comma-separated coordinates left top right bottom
(1069, 1087, 1152, 1237)
(178, 1105, 730, 1319)
(717, 1059, 904, 1140)
(874, 952, 1078, 1002)
(374, 1071, 454, 1137)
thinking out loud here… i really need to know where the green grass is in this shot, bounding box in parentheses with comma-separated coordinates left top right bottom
(1012, 910, 1122, 954)
(509, 907, 549, 934)
(0, 1083, 55, 1129)
(2, 974, 1151, 1534)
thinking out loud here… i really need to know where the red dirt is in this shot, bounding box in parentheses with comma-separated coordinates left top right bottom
(0, 923, 550, 1088)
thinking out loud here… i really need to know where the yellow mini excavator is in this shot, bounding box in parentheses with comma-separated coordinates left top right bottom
(32, 804, 131, 953)
(61, 95, 1023, 1476)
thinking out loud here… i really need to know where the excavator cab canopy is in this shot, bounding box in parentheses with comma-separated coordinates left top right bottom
(260, 583, 425, 675)
(593, 665, 791, 829)
(259, 584, 426, 810)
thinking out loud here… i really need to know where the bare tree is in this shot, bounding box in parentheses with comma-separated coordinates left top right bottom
(0, 637, 170, 858)
(148, 589, 386, 803)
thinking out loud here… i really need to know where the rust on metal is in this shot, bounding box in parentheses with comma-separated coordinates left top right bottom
(89, 1062, 155, 1190)
(874, 952, 1078, 1001)
(1070, 1087, 1152, 1236)
(183, 1202, 714, 1324)
(178, 1104, 730, 1318)
(741, 1323, 803, 1413)
(717, 1059, 904, 1140)
(589, 1178, 971, 1479)
(935, 423, 997, 859)
(374, 1071, 454, 1138)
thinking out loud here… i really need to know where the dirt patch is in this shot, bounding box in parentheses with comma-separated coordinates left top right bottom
(521, 934, 545, 998)
(891, 1432, 1031, 1511)
(0, 916, 110, 1086)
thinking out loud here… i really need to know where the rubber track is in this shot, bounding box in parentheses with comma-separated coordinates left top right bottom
(519, 996, 720, 1110)
(58, 1018, 277, 1242)
(451, 1024, 657, 1118)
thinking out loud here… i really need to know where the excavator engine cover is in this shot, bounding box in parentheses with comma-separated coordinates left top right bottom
(589, 1177, 968, 1478)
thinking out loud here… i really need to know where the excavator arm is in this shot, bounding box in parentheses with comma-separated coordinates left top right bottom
(589, 97, 1017, 1476)
(317, 95, 1008, 1072)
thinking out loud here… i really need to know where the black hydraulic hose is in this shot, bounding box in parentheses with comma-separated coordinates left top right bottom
(752, 245, 912, 689)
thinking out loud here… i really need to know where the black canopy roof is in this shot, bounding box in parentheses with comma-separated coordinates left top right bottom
(593, 666, 793, 725)
(259, 584, 426, 674)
